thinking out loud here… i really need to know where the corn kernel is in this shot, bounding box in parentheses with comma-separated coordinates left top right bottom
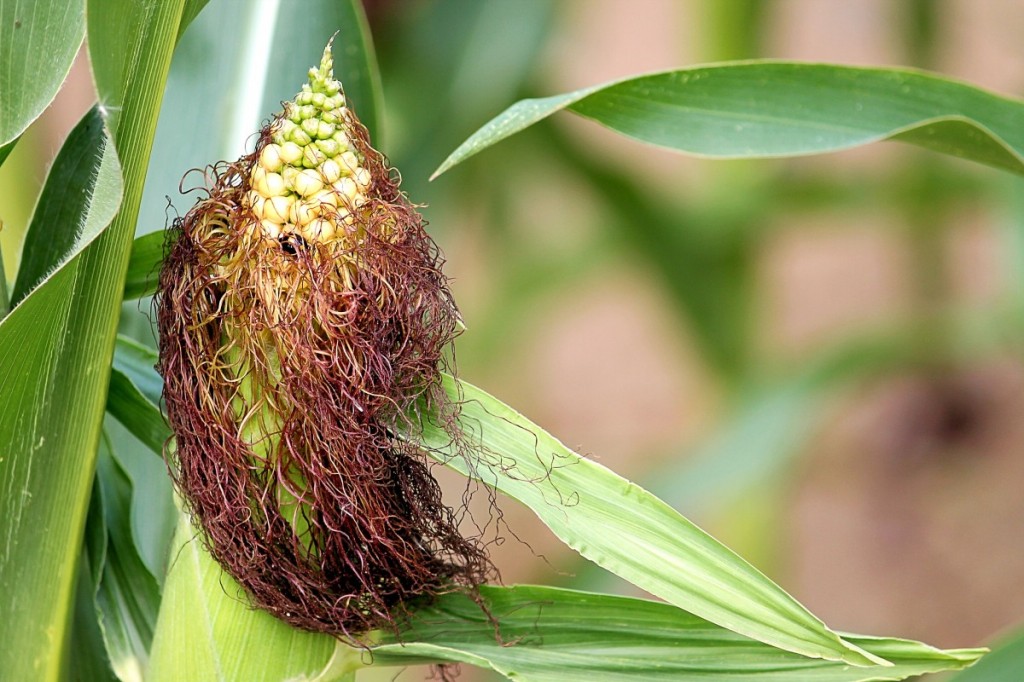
(291, 199, 318, 226)
(279, 142, 303, 165)
(264, 195, 293, 223)
(302, 145, 326, 169)
(333, 177, 358, 203)
(321, 159, 342, 184)
(303, 217, 335, 242)
(247, 192, 265, 216)
(264, 171, 287, 197)
(311, 188, 339, 208)
(294, 168, 325, 197)
(281, 166, 300, 189)
(260, 144, 284, 173)
(339, 151, 359, 174)
(317, 121, 335, 140)
(290, 128, 312, 146)
(354, 168, 371, 190)
(315, 139, 341, 158)
(301, 118, 320, 139)
(260, 219, 282, 239)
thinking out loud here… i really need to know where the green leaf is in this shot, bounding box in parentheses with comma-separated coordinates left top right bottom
(123, 230, 165, 299)
(108, 336, 168, 455)
(107, 366, 169, 464)
(949, 623, 1024, 681)
(370, 585, 983, 681)
(68, 478, 118, 682)
(11, 107, 121, 306)
(413, 376, 883, 666)
(104, 414, 177, 586)
(0, 0, 85, 147)
(149, 515, 356, 682)
(0, 2, 185, 679)
(0, 136, 17, 166)
(433, 63, 1024, 178)
(111, 335, 163, 405)
(91, 432, 161, 681)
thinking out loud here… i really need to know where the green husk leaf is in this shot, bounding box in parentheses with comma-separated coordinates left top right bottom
(148, 515, 355, 682)
(433, 63, 1024, 178)
(153, 519, 981, 682)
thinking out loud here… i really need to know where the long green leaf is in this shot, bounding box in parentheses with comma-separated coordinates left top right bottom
(0, 0, 85, 146)
(123, 231, 164, 299)
(92, 432, 162, 681)
(11, 107, 120, 305)
(433, 63, 1024, 178)
(415, 377, 882, 666)
(371, 585, 982, 681)
(0, 2, 186, 679)
(108, 364, 169, 455)
(68, 475, 118, 682)
(0, 119, 122, 682)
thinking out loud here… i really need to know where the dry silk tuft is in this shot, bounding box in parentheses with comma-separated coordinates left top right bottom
(157, 40, 494, 638)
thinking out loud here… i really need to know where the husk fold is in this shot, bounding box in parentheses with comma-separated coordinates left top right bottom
(156, 43, 493, 639)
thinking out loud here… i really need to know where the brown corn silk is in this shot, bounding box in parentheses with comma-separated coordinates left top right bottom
(156, 48, 493, 638)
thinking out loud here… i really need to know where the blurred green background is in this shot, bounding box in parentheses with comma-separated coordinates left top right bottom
(4, 1, 1024, 679)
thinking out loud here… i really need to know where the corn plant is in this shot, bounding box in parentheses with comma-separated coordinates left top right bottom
(1, 1, 1022, 681)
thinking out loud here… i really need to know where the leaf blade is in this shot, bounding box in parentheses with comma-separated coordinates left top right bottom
(414, 377, 883, 666)
(0, 2, 186, 679)
(433, 63, 1024, 178)
(371, 585, 983, 681)
(0, 0, 85, 146)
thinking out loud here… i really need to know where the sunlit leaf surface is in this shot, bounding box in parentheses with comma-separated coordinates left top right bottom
(435, 63, 1024, 178)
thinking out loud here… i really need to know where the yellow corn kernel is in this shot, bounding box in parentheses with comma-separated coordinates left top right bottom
(291, 199, 317, 226)
(333, 177, 358, 204)
(339, 151, 359, 174)
(279, 141, 303, 165)
(293, 168, 325, 198)
(261, 219, 282, 239)
(260, 144, 284, 173)
(264, 195, 294, 223)
(281, 166, 300, 190)
(321, 158, 342, 184)
(311, 188, 339, 208)
(354, 168, 371, 191)
(303, 217, 335, 242)
(302, 145, 326, 169)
